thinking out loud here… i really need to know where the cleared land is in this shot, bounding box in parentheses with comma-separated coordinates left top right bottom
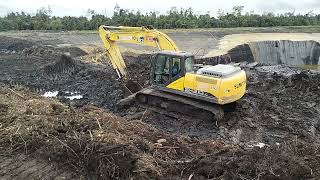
(0, 27, 320, 179)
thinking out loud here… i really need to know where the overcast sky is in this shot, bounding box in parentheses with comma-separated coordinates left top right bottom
(0, 0, 319, 17)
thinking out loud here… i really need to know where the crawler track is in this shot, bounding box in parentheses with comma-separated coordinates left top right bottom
(135, 87, 224, 121)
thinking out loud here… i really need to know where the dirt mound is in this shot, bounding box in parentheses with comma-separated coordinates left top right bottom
(1, 86, 320, 179)
(0, 35, 87, 58)
(0, 86, 217, 179)
(25, 98, 67, 115)
(59, 46, 88, 57)
(0, 36, 35, 52)
(220, 68, 320, 144)
(0, 50, 124, 110)
(23, 46, 87, 57)
(123, 53, 153, 86)
(43, 54, 76, 74)
(177, 140, 320, 179)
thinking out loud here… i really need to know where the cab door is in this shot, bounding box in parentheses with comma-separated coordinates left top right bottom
(152, 54, 184, 90)
(182, 56, 196, 91)
(153, 54, 170, 86)
(166, 56, 185, 91)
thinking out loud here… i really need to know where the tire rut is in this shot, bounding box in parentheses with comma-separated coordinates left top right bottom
(0, 154, 78, 179)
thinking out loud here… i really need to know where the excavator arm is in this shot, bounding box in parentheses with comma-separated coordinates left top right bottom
(98, 25, 179, 78)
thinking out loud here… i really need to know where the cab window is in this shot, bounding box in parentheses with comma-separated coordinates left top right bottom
(185, 57, 194, 72)
(154, 55, 169, 74)
(154, 55, 170, 85)
(172, 57, 181, 77)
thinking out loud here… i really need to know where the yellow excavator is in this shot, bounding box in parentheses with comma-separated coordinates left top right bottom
(99, 25, 246, 120)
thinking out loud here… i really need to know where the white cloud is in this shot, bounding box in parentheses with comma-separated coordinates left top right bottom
(0, 0, 319, 17)
(256, 0, 320, 14)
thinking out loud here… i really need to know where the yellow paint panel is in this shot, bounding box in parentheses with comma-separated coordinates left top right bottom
(196, 76, 217, 84)
(183, 73, 196, 89)
(166, 71, 246, 105)
(166, 77, 185, 91)
(215, 71, 246, 104)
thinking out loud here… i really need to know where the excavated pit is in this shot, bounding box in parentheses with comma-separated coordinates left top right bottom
(1, 35, 320, 179)
(200, 40, 320, 67)
(250, 40, 320, 65)
(0, 37, 319, 141)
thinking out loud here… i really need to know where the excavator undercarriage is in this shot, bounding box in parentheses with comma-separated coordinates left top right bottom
(135, 87, 224, 121)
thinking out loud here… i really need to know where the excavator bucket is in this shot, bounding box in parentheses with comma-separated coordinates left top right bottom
(123, 79, 143, 94)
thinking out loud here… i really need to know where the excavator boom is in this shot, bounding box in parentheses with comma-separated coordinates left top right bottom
(98, 25, 178, 78)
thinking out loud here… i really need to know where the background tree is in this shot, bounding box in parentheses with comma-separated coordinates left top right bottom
(0, 5, 319, 31)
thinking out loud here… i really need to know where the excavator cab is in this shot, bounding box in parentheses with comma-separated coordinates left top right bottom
(152, 51, 194, 86)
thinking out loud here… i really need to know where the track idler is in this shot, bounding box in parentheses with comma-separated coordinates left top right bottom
(135, 88, 224, 121)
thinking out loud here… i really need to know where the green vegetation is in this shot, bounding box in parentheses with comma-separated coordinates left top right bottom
(0, 6, 319, 31)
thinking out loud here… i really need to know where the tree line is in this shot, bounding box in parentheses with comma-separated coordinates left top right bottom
(0, 6, 319, 31)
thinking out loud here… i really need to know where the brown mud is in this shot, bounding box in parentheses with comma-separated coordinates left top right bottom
(0, 35, 320, 179)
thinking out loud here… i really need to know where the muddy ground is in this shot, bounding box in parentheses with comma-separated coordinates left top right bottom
(0, 32, 320, 179)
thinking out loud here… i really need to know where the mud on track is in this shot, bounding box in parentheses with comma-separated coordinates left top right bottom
(0, 34, 320, 179)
